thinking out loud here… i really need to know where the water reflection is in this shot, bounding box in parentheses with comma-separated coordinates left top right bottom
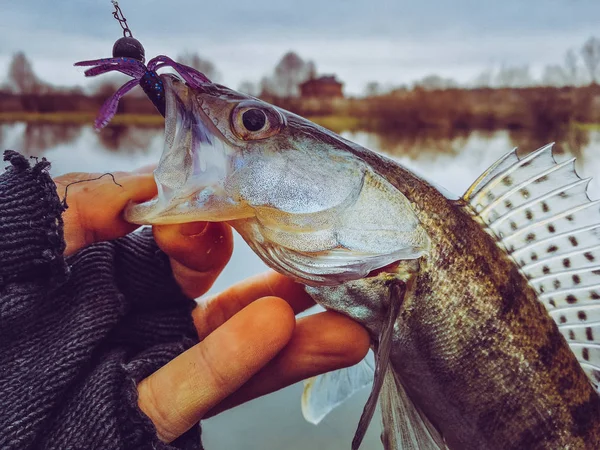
(1, 122, 597, 169)
(97, 125, 162, 153)
(338, 128, 600, 198)
(1, 122, 600, 449)
(2, 123, 82, 156)
(0, 123, 163, 156)
(340, 126, 594, 163)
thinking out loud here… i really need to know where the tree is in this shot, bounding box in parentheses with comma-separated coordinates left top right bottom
(364, 81, 381, 97)
(176, 52, 221, 82)
(581, 36, 600, 84)
(414, 74, 458, 90)
(472, 69, 493, 88)
(264, 51, 317, 98)
(238, 80, 258, 96)
(7, 52, 45, 94)
(495, 65, 534, 88)
(541, 64, 568, 87)
(564, 49, 580, 85)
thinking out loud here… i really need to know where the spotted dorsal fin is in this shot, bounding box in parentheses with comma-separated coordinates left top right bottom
(463, 143, 600, 389)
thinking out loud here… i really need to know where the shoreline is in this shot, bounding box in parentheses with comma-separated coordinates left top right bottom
(2, 112, 598, 134)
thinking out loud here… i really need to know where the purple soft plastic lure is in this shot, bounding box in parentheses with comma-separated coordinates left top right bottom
(74, 55, 211, 130)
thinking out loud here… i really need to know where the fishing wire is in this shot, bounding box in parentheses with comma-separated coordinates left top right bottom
(61, 173, 123, 209)
(111, 1, 133, 37)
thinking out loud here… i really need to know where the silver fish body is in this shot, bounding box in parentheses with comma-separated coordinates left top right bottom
(125, 75, 600, 450)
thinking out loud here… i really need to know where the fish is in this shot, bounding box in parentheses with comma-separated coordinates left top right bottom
(116, 72, 600, 449)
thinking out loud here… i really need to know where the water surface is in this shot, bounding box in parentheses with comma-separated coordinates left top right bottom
(2, 123, 599, 449)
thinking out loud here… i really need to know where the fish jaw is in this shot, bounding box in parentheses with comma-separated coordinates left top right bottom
(124, 75, 364, 225)
(125, 75, 254, 224)
(124, 77, 430, 285)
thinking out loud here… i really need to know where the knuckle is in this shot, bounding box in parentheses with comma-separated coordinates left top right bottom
(138, 378, 183, 443)
(194, 343, 231, 394)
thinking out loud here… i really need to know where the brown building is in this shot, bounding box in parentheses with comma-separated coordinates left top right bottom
(299, 76, 344, 98)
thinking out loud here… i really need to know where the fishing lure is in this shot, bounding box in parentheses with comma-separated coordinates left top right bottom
(74, 1, 210, 130)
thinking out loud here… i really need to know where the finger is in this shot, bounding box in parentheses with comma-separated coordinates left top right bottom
(193, 271, 315, 339)
(153, 222, 234, 298)
(137, 297, 295, 443)
(132, 164, 157, 174)
(205, 311, 371, 417)
(55, 171, 157, 255)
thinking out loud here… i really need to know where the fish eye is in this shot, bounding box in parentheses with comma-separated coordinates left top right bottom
(242, 109, 266, 132)
(231, 101, 286, 141)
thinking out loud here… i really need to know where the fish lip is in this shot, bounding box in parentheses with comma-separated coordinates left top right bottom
(161, 74, 232, 146)
(124, 75, 246, 225)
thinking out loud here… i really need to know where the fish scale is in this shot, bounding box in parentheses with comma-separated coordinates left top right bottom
(96, 69, 600, 449)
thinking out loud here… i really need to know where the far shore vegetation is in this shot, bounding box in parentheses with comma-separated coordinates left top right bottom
(1, 110, 599, 137)
(1, 36, 600, 136)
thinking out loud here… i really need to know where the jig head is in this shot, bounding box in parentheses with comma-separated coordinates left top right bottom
(74, 1, 211, 130)
(74, 55, 210, 130)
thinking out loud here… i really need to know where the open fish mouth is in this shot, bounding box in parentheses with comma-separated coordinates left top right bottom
(124, 75, 253, 224)
(124, 73, 430, 285)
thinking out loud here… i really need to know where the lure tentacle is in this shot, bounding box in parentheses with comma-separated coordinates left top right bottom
(83, 63, 145, 79)
(74, 54, 211, 130)
(147, 55, 211, 87)
(74, 57, 144, 67)
(95, 78, 139, 130)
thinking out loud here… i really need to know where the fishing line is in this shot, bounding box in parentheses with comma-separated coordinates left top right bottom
(61, 173, 123, 209)
(75, 1, 211, 126)
(110, 1, 146, 64)
(111, 1, 133, 38)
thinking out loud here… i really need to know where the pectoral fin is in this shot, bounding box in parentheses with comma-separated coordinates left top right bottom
(380, 368, 447, 450)
(351, 281, 405, 450)
(301, 354, 375, 425)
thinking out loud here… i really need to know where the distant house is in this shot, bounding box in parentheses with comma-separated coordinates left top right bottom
(299, 76, 344, 98)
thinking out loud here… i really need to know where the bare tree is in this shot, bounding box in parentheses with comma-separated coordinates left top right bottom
(7, 52, 46, 94)
(472, 68, 493, 88)
(414, 74, 458, 90)
(305, 61, 317, 80)
(238, 80, 258, 96)
(263, 51, 317, 98)
(564, 49, 580, 85)
(542, 64, 568, 87)
(581, 37, 600, 84)
(176, 52, 221, 82)
(364, 81, 381, 97)
(495, 65, 534, 88)
(259, 76, 274, 97)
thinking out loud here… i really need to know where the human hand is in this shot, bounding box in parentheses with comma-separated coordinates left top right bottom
(137, 269, 370, 443)
(54, 169, 370, 444)
(54, 169, 158, 256)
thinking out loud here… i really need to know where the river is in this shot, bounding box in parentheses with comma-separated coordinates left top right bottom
(2, 122, 600, 449)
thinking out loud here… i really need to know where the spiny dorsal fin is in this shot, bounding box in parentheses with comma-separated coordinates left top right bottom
(463, 143, 600, 389)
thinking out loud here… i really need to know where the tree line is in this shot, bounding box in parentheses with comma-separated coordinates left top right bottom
(2, 35, 600, 100)
(367, 37, 600, 95)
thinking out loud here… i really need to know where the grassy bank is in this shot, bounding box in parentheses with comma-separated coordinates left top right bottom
(1, 112, 599, 138)
(0, 112, 164, 127)
(305, 115, 362, 133)
(573, 122, 600, 131)
(0, 111, 363, 133)
(2, 85, 600, 134)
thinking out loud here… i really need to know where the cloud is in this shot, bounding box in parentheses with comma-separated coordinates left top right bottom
(1, 0, 599, 94)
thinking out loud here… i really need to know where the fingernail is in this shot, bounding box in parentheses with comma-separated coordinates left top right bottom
(180, 221, 209, 237)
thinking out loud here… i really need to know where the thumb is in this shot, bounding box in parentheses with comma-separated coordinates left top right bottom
(54, 171, 157, 256)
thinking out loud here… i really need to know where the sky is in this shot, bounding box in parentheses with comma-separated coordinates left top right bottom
(0, 0, 599, 95)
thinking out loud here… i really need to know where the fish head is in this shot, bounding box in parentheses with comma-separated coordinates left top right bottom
(125, 75, 430, 285)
